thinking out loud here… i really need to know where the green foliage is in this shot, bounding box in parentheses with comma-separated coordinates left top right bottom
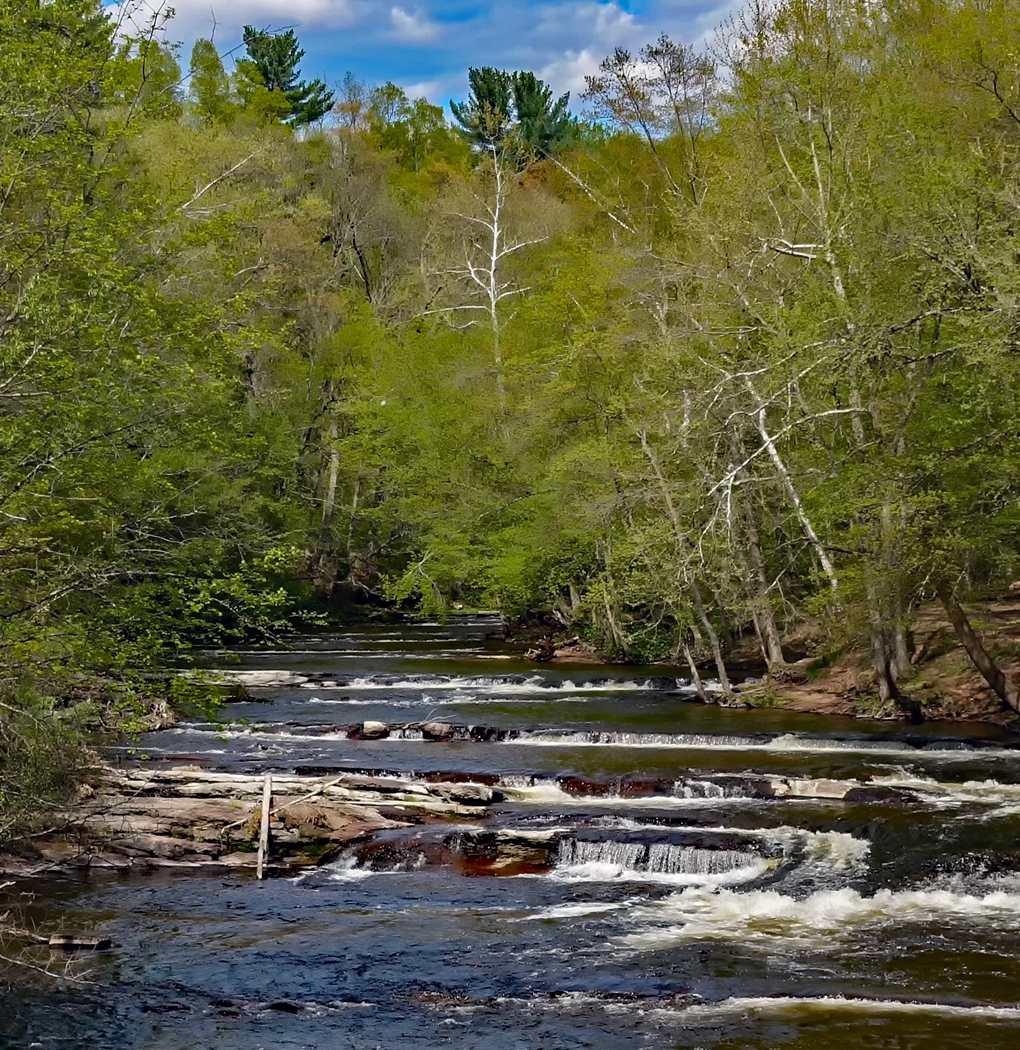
(451, 67, 515, 145)
(188, 39, 235, 125)
(0, 686, 99, 842)
(5, 0, 1020, 833)
(369, 83, 471, 173)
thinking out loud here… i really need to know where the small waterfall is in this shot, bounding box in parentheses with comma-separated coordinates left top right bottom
(674, 780, 728, 799)
(215, 669, 681, 694)
(498, 774, 537, 789)
(556, 838, 761, 877)
(559, 839, 647, 870)
(517, 730, 767, 749)
(672, 777, 780, 800)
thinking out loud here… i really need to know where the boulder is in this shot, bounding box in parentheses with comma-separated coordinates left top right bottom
(278, 802, 404, 842)
(428, 782, 496, 806)
(468, 724, 512, 741)
(421, 721, 455, 741)
(348, 720, 390, 740)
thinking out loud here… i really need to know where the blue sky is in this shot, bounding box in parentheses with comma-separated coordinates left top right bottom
(116, 0, 736, 108)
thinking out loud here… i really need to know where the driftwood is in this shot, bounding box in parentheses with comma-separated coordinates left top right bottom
(46, 934, 112, 951)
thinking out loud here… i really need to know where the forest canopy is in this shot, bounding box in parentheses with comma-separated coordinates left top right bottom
(3, 0, 1020, 831)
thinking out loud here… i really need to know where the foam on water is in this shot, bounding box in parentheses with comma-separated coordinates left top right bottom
(498, 775, 844, 807)
(324, 852, 428, 881)
(511, 730, 764, 749)
(214, 671, 682, 694)
(524, 900, 635, 920)
(498, 777, 748, 808)
(170, 726, 352, 743)
(306, 694, 590, 706)
(871, 773, 1020, 812)
(672, 995, 1020, 1023)
(618, 885, 1020, 950)
(506, 728, 1020, 758)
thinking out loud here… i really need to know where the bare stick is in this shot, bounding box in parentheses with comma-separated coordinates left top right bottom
(180, 150, 265, 213)
(256, 772, 272, 880)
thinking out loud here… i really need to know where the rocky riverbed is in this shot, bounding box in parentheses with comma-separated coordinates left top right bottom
(0, 765, 504, 876)
(7, 616, 1020, 1050)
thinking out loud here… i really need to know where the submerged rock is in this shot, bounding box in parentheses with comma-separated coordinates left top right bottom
(428, 782, 499, 806)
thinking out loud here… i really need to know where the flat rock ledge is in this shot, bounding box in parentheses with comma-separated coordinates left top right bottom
(0, 768, 502, 878)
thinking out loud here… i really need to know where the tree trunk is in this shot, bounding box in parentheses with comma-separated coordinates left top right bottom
(937, 583, 1020, 715)
(745, 513, 786, 666)
(709, 585, 734, 652)
(345, 476, 361, 568)
(691, 578, 732, 698)
(321, 409, 339, 538)
(892, 591, 912, 682)
(744, 379, 838, 590)
(867, 576, 900, 703)
(598, 540, 630, 657)
(312, 402, 341, 588)
(681, 640, 707, 702)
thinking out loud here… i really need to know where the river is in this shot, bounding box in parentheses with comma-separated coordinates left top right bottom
(5, 615, 1020, 1048)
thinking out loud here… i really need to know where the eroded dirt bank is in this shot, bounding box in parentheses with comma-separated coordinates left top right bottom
(530, 600, 1020, 728)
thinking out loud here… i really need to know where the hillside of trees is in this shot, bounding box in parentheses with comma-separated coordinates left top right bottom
(3, 0, 1020, 831)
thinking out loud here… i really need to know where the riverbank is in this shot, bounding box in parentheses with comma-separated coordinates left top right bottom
(529, 600, 1020, 728)
(769, 599, 1020, 726)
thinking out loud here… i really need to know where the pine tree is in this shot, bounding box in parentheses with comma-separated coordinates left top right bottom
(240, 26, 335, 126)
(450, 67, 514, 145)
(511, 71, 571, 156)
(451, 67, 572, 157)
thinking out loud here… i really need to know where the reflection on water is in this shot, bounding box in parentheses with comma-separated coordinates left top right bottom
(6, 615, 1020, 1049)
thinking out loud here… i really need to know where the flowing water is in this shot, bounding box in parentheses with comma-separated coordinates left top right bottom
(6, 616, 1020, 1048)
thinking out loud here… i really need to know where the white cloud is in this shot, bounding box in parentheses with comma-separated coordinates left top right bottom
(390, 5, 441, 42)
(112, 0, 360, 53)
(531, 1, 638, 47)
(538, 48, 602, 96)
(400, 77, 453, 101)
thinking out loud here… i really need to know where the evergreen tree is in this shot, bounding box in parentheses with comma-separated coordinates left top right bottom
(451, 67, 572, 158)
(511, 71, 571, 156)
(241, 26, 335, 126)
(450, 67, 514, 145)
